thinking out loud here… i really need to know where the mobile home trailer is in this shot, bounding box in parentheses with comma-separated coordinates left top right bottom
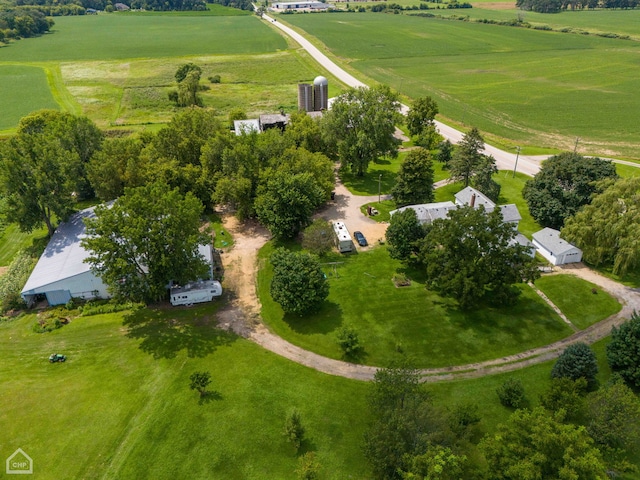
(170, 280, 222, 306)
(332, 221, 353, 253)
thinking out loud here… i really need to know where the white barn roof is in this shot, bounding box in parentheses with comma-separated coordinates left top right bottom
(21, 207, 98, 295)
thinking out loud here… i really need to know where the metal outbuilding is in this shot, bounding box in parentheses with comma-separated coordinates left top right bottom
(532, 228, 583, 265)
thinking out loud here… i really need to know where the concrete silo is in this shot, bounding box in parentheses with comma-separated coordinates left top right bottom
(297, 83, 314, 112)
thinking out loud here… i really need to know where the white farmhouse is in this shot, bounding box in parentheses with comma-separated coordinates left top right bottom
(532, 228, 583, 265)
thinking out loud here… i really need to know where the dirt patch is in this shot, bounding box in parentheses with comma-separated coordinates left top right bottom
(0, 266, 8, 277)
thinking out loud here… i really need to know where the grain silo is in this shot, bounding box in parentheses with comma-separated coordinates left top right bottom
(298, 83, 314, 112)
(313, 76, 328, 111)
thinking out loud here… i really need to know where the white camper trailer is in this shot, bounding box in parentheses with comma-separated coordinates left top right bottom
(170, 280, 222, 306)
(332, 221, 353, 253)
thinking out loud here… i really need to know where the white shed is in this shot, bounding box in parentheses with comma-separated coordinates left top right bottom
(532, 228, 583, 265)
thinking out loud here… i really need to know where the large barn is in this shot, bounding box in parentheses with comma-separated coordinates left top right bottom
(21, 207, 109, 307)
(21, 207, 216, 307)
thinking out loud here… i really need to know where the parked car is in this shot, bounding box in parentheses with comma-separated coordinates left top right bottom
(353, 231, 368, 247)
(49, 353, 66, 363)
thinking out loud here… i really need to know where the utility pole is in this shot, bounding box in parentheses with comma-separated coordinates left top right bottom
(378, 174, 382, 203)
(513, 146, 520, 178)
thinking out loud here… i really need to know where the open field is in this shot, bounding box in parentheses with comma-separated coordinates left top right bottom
(0, 306, 371, 479)
(258, 242, 572, 368)
(0, 14, 339, 129)
(0, 224, 48, 266)
(2, 303, 636, 478)
(0, 66, 59, 130)
(281, 13, 640, 157)
(535, 274, 621, 329)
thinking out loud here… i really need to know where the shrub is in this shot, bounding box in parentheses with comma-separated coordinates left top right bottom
(607, 312, 640, 388)
(496, 378, 525, 408)
(80, 300, 144, 317)
(283, 408, 305, 451)
(296, 452, 320, 480)
(336, 324, 362, 357)
(208, 75, 221, 83)
(33, 314, 69, 333)
(0, 251, 34, 313)
(551, 342, 598, 390)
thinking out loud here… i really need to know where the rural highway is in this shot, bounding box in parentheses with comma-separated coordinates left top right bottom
(259, 11, 544, 176)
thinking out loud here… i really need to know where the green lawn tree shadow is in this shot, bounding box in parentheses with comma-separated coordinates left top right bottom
(282, 301, 344, 335)
(122, 307, 236, 359)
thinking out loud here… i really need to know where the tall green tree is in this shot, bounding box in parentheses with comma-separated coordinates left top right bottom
(523, 152, 617, 230)
(270, 248, 329, 315)
(302, 219, 335, 256)
(406, 96, 439, 138)
(83, 182, 210, 303)
(562, 177, 640, 275)
(606, 312, 640, 388)
(254, 170, 325, 240)
(87, 137, 147, 201)
(448, 127, 485, 187)
(0, 131, 80, 237)
(470, 155, 500, 202)
(321, 84, 401, 176)
(551, 342, 599, 390)
(586, 381, 640, 456)
(480, 407, 607, 479)
(417, 206, 538, 309)
(391, 148, 435, 207)
(386, 208, 425, 262)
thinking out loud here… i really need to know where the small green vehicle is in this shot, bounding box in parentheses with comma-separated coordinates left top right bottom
(49, 353, 66, 363)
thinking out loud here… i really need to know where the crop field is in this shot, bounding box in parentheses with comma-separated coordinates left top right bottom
(0, 66, 59, 130)
(0, 13, 335, 129)
(282, 13, 640, 157)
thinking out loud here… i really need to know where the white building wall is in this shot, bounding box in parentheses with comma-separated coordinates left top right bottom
(532, 239, 582, 266)
(26, 271, 110, 303)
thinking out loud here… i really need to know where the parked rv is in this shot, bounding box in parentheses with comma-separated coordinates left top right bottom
(332, 221, 353, 253)
(170, 280, 222, 306)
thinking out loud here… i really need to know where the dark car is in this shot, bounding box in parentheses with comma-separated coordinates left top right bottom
(353, 231, 368, 247)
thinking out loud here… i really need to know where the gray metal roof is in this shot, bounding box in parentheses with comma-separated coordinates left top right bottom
(532, 228, 580, 256)
(21, 207, 98, 294)
(259, 113, 289, 126)
(511, 233, 534, 254)
(489, 204, 522, 223)
(454, 186, 495, 210)
(390, 202, 456, 224)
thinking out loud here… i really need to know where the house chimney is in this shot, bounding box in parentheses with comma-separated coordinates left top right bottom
(470, 193, 476, 208)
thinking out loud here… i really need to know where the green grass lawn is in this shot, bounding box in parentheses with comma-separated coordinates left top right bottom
(258, 242, 572, 368)
(281, 13, 640, 157)
(0, 66, 59, 130)
(341, 151, 449, 196)
(1, 300, 637, 477)
(0, 224, 48, 266)
(0, 306, 371, 479)
(534, 274, 621, 330)
(494, 171, 540, 237)
(616, 162, 640, 178)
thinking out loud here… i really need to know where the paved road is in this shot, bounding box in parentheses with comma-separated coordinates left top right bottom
(260, 12, 640, 176)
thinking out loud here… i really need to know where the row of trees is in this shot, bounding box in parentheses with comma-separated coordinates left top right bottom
(523, 152, 639, 275)
(0, 7, 52, 40)
(364, 326, 640, 480)
(517, 0, 639, 12)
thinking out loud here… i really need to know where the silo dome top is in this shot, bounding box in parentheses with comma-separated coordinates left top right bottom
(313, 76, 328, 86)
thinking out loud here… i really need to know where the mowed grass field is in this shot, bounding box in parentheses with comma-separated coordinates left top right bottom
(0, 13, 335, 129)
(2, 303, 634, 478)
(0, 306, 371, 479)
(282, 13, 640, 157)
(258, 243, 573, 368)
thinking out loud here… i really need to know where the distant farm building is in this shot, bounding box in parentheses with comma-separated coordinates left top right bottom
(271, 1, 331, 11)
(233, 119, 260, 136)
(532, 228, 583, 265)
(21, 206, 217, 307)
(114, 2, 130, 10)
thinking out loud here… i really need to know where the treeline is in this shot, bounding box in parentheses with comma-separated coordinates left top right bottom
(517, 0, 638, 12)
(11, 0, 207, 12)
(0, 7, 52, 40)
(206, 0, 253, 11)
